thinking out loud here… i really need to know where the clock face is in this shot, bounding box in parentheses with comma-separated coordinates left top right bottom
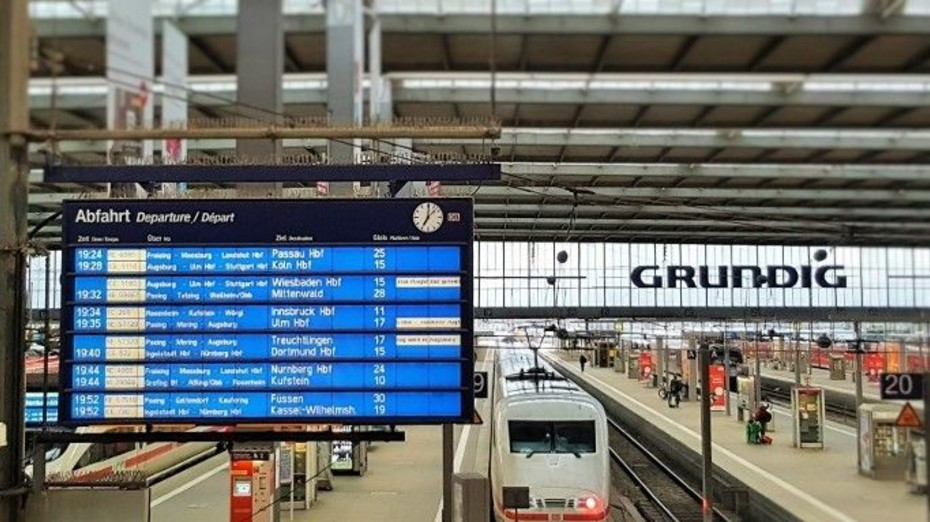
(412, 202, 444, 233)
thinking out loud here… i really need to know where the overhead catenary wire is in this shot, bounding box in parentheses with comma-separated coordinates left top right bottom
(34, 55, 495, 162)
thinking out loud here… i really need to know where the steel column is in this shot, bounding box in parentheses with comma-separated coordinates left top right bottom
(699, 344, 714, 522)
(0, 1, 30, 520)
(236, 0, 284, 196)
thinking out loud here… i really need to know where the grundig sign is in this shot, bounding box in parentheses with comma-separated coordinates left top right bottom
(631, 257, 847, 289)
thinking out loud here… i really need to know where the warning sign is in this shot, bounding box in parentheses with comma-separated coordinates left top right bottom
(895, 402, 923, 429)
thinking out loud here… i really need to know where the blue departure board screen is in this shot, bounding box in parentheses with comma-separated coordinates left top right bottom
(60, 199, 474, 425)
(26, 392, 58, 426)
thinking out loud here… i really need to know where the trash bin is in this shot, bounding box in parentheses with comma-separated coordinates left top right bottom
(614, 352, 625, 373)
(829, 355, 846, 381)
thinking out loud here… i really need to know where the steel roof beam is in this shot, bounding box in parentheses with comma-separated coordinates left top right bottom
(473, 228, 924, 241)
(30, 90, 326, 111)
(500, 162, 930, 183)
(475, 307, 930, 322)
(396, 86, 930, 108)
(473, 203, 930, 219)
(421, 128, 930, 150)
(30, 79, 930, 111)
(31, 128, 930, 155)
(474, 217, 930, 230)
(33, 14, 930, 38)
(30, 215, 930, 231)
(32, 205, 930, 223)
(463, 185, 930, 203)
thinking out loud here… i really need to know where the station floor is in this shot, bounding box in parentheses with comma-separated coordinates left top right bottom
(150, 427, 448, 522)
(544, 350, 924, 522)
(149, 356, 494, 522)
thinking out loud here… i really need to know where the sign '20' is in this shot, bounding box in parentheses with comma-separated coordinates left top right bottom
(880, 373, 924, 400)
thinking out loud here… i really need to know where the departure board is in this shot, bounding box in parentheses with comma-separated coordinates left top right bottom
(60, 199, 474, 425)
(26, 392, 58, 426)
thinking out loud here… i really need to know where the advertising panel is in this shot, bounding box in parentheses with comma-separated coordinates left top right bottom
(639, 352, 653, 384)
(709, 364, 727, 412)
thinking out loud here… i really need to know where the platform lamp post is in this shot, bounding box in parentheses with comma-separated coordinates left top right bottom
(924, 366, 930, 520)
(754, 323, 762, 412)
(853, 321, 864, 473)
(698, 342, 714, 522)
(793, 322, 802, 386)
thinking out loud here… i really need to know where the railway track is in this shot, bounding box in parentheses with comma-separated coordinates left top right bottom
(608, 417, 736, 522)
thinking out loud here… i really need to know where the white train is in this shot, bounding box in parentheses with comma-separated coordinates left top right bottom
(29, 425, 223, 484)
(490, 350, 610, 522)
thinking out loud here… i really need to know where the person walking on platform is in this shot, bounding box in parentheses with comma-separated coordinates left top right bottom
(667, 373, 683, 408)
(754, 402, 773, 444)
(579, 354, 588, 372)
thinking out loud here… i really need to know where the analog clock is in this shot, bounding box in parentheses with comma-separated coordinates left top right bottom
(412, 202, 444, 233)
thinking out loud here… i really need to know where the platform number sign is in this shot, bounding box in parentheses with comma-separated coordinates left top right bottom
(474, 371, 489, 399)
(880, 373, 924, 400)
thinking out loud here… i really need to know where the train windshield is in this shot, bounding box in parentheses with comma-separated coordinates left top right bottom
(509, 421, 596, 455)
(553, 422, 596, 453)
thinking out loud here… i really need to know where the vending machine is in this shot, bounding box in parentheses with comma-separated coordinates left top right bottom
(279, 441, 318, 511)
(791, 387, 825, 449)
(230, 443, 277, 522)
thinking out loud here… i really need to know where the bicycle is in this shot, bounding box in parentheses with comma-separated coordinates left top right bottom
(657, 376, 669, 400)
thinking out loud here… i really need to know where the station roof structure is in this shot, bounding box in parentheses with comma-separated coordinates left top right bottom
(23, 0, 930, 246)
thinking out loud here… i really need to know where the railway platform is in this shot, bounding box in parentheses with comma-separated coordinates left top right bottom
(148, 426, 447, 522)
(307, 426, 445, 522)
(760, 366, 925, 418)
(762, 366, 881, 401)
(543, 349, 924, 522)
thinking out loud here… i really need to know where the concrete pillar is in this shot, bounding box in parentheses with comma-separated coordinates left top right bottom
(0, 2, 29, 521)
(326, 0, 364, 196)
(236, 0, 284, 196)
(367, 15, 398, 197)
(368, 7, 390, 125)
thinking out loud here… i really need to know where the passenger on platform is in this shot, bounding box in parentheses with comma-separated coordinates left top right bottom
(746, 419, 762, 444)
(579, 354, 588, 372)
(668, 373, 683, 408)
(754, 403, 773, 444)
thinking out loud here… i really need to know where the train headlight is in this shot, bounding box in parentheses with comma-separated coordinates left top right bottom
(577, 494, 599, 510)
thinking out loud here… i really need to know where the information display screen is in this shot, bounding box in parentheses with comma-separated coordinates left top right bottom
(25, 392, 58, 426)
(60, 199, 474, 425)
